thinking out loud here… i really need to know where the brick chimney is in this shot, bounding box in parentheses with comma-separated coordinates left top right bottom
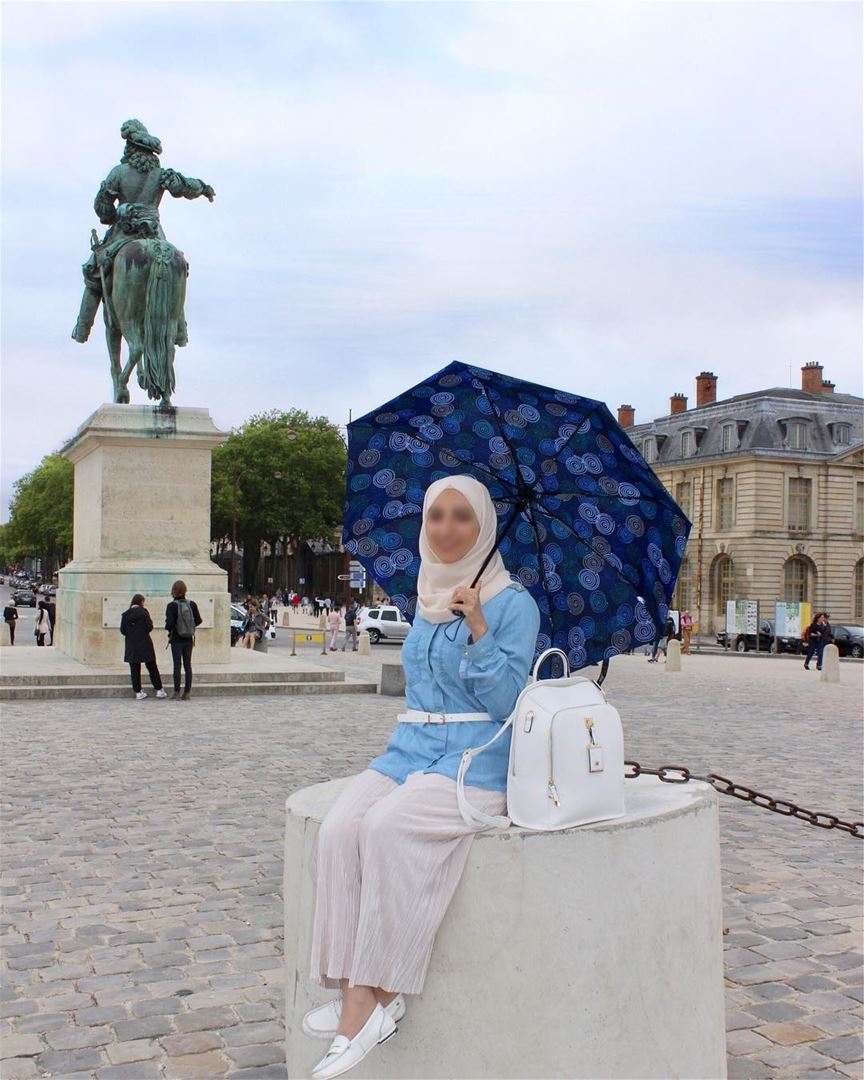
(821, 379, 835, 393)
(617, 404, 635, 429)
(801, 362, 824, 393)
(695, 372, 717, 407)
(670, 393, 688, 415)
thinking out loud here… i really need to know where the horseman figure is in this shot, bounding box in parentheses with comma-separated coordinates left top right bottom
(72, 119, 215, 406)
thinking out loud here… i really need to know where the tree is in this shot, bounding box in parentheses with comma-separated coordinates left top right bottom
(3, 454, 74, 574)
(211, 410, 346, 590)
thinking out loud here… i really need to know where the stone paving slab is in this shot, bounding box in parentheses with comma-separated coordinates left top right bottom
(1, 654, 861, 1079)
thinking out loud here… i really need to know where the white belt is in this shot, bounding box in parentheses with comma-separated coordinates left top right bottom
(397, 709, 493, 725)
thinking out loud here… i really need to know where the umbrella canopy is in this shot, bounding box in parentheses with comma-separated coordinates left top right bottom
(343, 361, 690, 669)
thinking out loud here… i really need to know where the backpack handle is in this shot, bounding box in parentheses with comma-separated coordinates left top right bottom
(530, 648, 571, 682)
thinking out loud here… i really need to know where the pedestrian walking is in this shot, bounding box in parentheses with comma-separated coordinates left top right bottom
(3, 599, 18, 645)
(34, 601, 51, 646)
(293, 592, 301, 615)
(304, 474, 540, 1079)
(341, 600, 359, 652)
(165, 580, 202, 699)
(803, 612, 831, 671)
(680, 609, 693, 654)
(648, 614, 676, 662)
(327, 605, 341, 651)
(241, 600, 268, 649)
(120, 595, 167, 700)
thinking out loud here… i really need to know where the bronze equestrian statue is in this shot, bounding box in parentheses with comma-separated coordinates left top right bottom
(71, 119, 215, 407)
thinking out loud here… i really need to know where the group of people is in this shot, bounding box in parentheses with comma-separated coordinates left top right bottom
(647, 610, 693, 662)
(326, 599, 360, 651)
(120, 580, 203, 699)
(3, 597, 55, 646)
(803, 612, 833, 671)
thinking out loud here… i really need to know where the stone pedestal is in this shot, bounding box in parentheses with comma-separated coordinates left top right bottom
(55, 404, 230, 666)
(284, 775, 727, 1079)
(666, 637, 682, 671)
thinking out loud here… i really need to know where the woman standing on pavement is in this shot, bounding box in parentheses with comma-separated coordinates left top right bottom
(120, 595, 167, 700)
(34, 600, 51, 646)
(326, 604, 342, 651)
(165, 580, 202, 699)
(303, 474, 540, 1080)
(3, 599, 18, 645)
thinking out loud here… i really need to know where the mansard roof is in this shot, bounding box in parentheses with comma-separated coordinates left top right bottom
(629, 386, 863, 464)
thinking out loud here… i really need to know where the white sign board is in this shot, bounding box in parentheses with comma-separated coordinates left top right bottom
(775, 601, 810, 640)
(725, 599, 757, 637)
(102, 595, 215, 629)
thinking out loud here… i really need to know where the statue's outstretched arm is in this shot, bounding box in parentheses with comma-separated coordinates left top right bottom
(160, 167, 215, 202)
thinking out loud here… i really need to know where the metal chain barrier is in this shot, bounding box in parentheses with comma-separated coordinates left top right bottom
(625, 761, 863, 839)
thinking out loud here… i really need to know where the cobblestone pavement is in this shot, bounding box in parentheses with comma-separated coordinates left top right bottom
(1, 654, 861, 1079)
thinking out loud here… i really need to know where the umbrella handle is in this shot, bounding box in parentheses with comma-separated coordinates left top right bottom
(596, 659, 610, 686)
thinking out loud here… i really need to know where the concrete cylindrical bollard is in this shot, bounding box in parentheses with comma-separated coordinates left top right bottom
(285, 776, 727, 1079)
(666, 637, 682, 671)
(820, 643, 840, 683)
(318, 611, 327, 629)
(357, 629, 371, 655)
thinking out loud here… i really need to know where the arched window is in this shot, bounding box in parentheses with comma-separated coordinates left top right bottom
(713, 556, 734, 615)
(855, 559, 864, 622)
(674, 557, 693, 612)
(783, 556, 811, 603)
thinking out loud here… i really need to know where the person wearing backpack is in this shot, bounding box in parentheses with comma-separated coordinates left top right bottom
(341, 600, 359, 652)
(121, 595, 167, 700)
(165, 580, 202, 699)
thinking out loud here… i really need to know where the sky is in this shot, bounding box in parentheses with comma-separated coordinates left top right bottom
(2, 1, 861, 519)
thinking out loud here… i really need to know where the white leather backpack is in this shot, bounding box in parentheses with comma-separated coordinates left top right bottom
(456, 648, 626, 831)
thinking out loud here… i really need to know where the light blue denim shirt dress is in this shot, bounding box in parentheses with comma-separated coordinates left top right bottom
(367, 581, 541, 792)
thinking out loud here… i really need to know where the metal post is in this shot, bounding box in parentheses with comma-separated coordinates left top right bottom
(230, 460, 238, 598)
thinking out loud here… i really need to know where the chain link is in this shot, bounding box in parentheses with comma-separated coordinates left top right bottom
(624, 761, 863, 839)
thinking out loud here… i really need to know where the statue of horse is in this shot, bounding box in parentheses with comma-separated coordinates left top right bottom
(106, 236, 189, 408)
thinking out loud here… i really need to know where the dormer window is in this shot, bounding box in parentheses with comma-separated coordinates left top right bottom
(642, 437, 657, 464)
(721, 423, 737, 452)
(830, 422, 852, 446)
(681, 430, 694, 458)
(779, 417, 810, 451)
(788, 421, 807, 450)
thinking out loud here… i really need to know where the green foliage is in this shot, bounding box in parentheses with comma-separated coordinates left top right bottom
(2, 454, 74, 569)
(210, 409, 346, 583)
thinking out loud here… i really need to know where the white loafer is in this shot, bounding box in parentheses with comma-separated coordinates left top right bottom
(303, 994, 406, 1039)
(310, 1002, 397, 1079)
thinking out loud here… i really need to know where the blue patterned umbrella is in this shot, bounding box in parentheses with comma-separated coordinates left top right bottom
(343, 361, 690, 670)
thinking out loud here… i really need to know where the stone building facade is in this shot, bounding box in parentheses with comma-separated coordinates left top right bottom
(619, 364, 864, 635)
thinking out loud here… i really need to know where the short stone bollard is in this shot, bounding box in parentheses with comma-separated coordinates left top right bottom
(284, 776, 727, 1079)
(666, 637, 682, 671)
(357, 629, 371, 656)
(318, 611, 327, 630)
(379, 660, 406, 696)
(820, 642, 840, 683)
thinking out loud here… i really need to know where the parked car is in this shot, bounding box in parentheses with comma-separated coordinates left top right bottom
(832, 625, 864, 659)
(11, 590, 37, 607)
(230, 603, 247, 646)
(356, 605, 411, 644)
(716, 618, 803, 654)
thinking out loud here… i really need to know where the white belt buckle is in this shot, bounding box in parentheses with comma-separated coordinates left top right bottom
(428, 711, 447, 724)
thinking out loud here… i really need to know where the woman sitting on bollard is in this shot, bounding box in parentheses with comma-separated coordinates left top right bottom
(241, 600, 269, 649)
(304, 474, 540, 1080)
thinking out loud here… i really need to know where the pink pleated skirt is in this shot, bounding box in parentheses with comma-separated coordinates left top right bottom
(308, 767, 507, 996)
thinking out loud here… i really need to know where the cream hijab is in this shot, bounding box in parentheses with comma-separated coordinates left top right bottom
(416, 474, 515, 623)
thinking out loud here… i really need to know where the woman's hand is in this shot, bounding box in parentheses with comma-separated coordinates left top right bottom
(450, 580, 488, 642)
